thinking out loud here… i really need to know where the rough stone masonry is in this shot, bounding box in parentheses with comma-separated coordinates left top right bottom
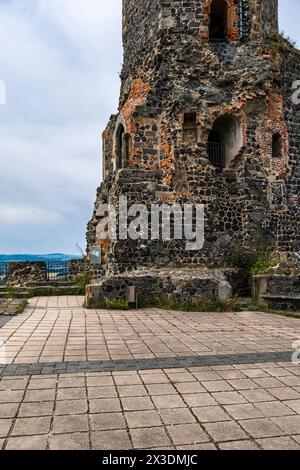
(86, 0, 300, 305)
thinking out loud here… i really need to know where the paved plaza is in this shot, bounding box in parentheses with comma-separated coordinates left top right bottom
(0, 296, 300, 450)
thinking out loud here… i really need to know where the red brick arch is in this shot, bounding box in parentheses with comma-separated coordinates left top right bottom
(201, 0, 240, 43)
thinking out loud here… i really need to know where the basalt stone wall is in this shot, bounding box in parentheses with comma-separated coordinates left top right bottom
(6, 262, 47, 287)
(253, 271, 300, 311)
(68, 259, 104, 280)
(87, 0, 299, 277)
(86, 268, 232, 308)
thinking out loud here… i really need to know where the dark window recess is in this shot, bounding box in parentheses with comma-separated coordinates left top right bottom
(209, 0, 228, 42)
(207, 129, 225, 168)
(116, 125, 130, 170)
(272, 133, 282, 158)
(183, 113, 197, 144)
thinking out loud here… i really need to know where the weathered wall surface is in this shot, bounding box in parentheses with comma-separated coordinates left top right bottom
(87, 0, 299, 276)
(6, 262, 47, 287)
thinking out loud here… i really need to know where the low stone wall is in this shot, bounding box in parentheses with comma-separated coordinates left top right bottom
(252, 270, 300, 311)
(68, 259, 104, 280)
(6, 262, 47, 287)
(86, 268, 232, 308)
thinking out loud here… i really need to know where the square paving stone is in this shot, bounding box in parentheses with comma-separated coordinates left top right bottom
(28, 378, 57, 390)
(152, 394, 186, 410)
(140, 374, 170, 384)
(0, 390, 24, 403)
(18, 401, 54, 418)
(174, 381, 207, 395)
(240, 389, 275, 403)
(239, 418, 284, 439)
(86, 376, 115, 387)
(117, 385, 147, 398)
(228, 379, 258, 391)
(113, 375, 142, 386)
(121, 397, 154, 411)
(90, 413, 126, 431)
(91, 430, 131, 450)
(90, 398, 122, 413)
(52, 415, 89, 433)
(0, 419, 13, 438)
(24, 389, 56, 402)
(0, 378, 29, 390)
(183, 393, 217, 408)
(203, 381, 234, 393)
(253, 378, 286, 389)
(55, 399, 88, 415)
(57, 377, 85, 388)
(130, 427, 172, 449)
(166, 373, 196, 383)
(0, 403, 19, 418)
(224, 404, 263, 420)
(88, 386, 117, 399)
(193, 406, 231, 423)
(12, 416, 51, 436)
(167, 424, 209, 446)
(49, 432, 90, 450)
(283, 400, 300, 414)
(125, 410, 162, 428)
(146, 384, 178, 395)
(255, 401, 296, 418)
(5, 435, 48, 450)
(257, 437, 300, 450)
(57, 387, 86, 401)
(269, 387, 300, 401)
(193, 371, 222, 382)
(204, 421, 248, 443)
(160, 408, 196, 426)
(271, 416, 300, 434)
(212, 392, 248, 405)
(218, 440, 259, 450)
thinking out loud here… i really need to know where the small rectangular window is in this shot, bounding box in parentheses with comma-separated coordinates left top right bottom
(183, 112, 197, 144)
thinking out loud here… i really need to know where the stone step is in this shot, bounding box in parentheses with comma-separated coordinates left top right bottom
(0, 285, 81, 298)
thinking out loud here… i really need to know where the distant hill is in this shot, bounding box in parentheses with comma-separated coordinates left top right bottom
(0, 254, 82, 262)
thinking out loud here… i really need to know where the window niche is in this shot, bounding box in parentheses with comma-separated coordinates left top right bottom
(207, 115, 243, 169)
(183, 112, 198, 144)
(272, 133, 282, 159)
(209, 0, 228, 42)
(116, 124, 130, 170)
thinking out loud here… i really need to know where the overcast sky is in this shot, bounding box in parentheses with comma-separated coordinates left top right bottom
(0, 0, 299, 255)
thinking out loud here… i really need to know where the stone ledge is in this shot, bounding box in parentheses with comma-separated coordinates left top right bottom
(86, 267, 232, 308)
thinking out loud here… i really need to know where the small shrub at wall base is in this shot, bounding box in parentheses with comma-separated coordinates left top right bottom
(105, 300, 130, 310)
(75, 274, 92, 295)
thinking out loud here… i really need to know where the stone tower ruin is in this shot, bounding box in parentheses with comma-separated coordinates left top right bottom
(87, 0, 300, 278)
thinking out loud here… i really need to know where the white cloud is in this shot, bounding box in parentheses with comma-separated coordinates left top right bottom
(0, 204, 62, 225)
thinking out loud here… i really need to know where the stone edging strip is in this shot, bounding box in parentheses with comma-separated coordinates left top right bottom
(0, 351, 293, 377)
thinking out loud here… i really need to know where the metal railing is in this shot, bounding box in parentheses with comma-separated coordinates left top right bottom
(46, 261, 69, 282)
(0, 262, 8, 286)
(207, 142, 225, 168)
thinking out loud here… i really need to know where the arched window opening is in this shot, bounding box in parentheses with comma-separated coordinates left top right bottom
(207, 115, 243, 169)
(272, 133, 282, 158)
(208, 129, 225, 168)
(116, 124, 130, 170)
(183, 112, 197, 144)
(209, 0, 228, 42)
